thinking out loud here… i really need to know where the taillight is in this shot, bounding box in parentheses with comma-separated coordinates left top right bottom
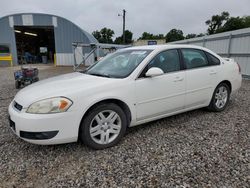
(236, 62, 241, 74)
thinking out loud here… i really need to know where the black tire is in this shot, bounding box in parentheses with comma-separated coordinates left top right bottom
(79, 103, 127, 150)
(207, 83, 230, 112)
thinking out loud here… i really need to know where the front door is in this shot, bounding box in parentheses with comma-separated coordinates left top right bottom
(135, 49, 185, 121)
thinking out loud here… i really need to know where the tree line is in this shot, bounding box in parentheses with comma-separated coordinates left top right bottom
(92, 28, 133, 45)
(92, 11, 250, 44)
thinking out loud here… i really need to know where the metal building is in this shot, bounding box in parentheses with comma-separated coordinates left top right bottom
(171, 27, 250, 76)
(0, 13, 97, 66)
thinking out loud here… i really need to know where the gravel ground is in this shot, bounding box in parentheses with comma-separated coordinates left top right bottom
(0, 65, 249, 188)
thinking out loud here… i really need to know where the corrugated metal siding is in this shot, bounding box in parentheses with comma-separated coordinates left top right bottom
(205, 39, 228, 54)
(232, 56, 250, 75)
(54, 17, 90, 53)
(230, 36, 250, 54)
(189, 42, 203, 46)
(13, 15, 23, 25)
(172, 27, 250, 76)
(55, 53, 74, 66)
(33, 14, 52, 26)
(0, 13, 97, 66)
(0, 17, 17, 64)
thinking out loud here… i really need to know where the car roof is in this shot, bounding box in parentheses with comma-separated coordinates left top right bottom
(126, 44, 208, 51)
(118, 44, 221, 59)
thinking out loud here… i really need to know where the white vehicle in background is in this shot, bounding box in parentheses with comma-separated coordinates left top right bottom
(8, 45, 242, 149)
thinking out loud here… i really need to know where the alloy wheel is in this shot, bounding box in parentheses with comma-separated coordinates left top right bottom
(214, 86, 228, 109)
(89, 110, 122, 145)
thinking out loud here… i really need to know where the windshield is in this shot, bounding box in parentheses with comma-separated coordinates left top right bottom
(85, 49, 152, 78)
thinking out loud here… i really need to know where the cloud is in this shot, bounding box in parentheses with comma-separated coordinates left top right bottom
(1, 0, 250, 39)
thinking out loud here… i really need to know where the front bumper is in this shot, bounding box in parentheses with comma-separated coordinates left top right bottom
(20, 130, 59, 140)
(8, 101, 80, 145)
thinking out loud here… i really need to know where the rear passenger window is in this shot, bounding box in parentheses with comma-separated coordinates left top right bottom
(206, 52, 220, 65)
(181, 49, 209, 69)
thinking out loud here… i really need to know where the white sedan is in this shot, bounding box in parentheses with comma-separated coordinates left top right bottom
(9, 45, 242, 149)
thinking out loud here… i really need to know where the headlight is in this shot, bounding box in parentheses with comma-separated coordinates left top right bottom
(26, 97, 73, 114)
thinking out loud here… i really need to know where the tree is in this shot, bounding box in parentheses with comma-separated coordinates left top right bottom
(92, 27, 114, 43)
(206, 13, 250, 34)
(197, 33, 205, 37)
(219, 17, 245, 33)
(139, 32, 152, 40)
(165, 29, 184, 42)
(243, 16, 250, 27)
(185, 33, 197, 39)
(114, 30, 133, 44)
(114, 36, 122, 44)
(157, 34, 165, 39)
(139, 32, 165, 40)
(92, 30, 101, 41)
(205, 11, 230, 34)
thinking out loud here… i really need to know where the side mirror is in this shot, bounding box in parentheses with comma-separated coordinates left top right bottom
(145, 67, 164, 77)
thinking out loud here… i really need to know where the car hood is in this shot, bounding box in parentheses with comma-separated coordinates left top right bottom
(14, 72, 116, 108)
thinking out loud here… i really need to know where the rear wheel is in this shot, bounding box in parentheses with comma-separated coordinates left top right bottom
(207, 83, 230, 112)
(79, 103, 127, 149)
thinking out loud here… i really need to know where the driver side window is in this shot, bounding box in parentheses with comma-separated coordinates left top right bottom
(139, 49, 180, 77)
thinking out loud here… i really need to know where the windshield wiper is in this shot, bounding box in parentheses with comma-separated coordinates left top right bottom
(88, 73, 111, 78)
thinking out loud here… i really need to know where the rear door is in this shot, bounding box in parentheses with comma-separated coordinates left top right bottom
(181, 48, 217, 108)
(204, 51, 221, 86)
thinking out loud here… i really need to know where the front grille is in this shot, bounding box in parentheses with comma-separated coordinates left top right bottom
(14, 101, 23, 111)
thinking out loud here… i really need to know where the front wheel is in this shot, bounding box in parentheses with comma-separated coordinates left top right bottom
(79, 103, 127, 149)
(207, 83, 230, 112)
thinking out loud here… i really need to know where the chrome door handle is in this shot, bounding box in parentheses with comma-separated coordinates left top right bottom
(174, 77, 184, 82)
(210, 70, 217, 75)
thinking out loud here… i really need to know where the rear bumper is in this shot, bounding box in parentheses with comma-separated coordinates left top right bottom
(231, 74, 242, 94)
(8, 101, 80, 145)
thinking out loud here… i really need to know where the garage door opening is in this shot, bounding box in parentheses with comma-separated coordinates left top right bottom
(14, 26, 55, 65)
